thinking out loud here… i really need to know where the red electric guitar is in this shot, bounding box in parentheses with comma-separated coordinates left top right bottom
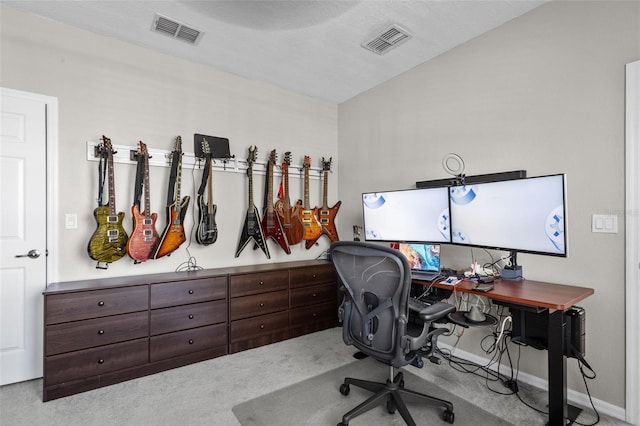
(260, 149, 291, 254)
(274, 152, 304, 246)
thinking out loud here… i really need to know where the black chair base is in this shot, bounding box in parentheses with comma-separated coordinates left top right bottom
(337, 367, 455, 426)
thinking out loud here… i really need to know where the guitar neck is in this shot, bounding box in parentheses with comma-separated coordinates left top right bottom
(283, 166, 291, 208)
(266, 162, 275, 212)
(322, 169, 329, 209)
(303, 167, 310, 209)
(143, 153, 151, 217)
(107, 151, 117, 217)
(207, 158, 214, 214)
(247, 164, 254, 212)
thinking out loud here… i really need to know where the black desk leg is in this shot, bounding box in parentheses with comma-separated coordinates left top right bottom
(547, 309, 567, 426)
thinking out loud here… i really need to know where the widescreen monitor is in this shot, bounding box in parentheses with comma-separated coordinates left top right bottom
(362, 187, 451, 243)
(448, 174, 567, 256)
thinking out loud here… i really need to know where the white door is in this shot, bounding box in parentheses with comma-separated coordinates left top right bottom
(0, 89, 49, 385)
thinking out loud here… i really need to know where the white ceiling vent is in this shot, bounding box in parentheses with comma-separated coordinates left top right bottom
(152, 14, 203, 45)
(362, 24, 412, 55)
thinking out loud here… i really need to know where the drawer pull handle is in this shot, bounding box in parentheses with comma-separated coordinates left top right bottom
(312, 274, 317, 278)
(259, 281, 264, 285)
(97, 301, 105, 307)
(98, 358, 105, 364)
(312, 293, 317, 297)
(259, 302, 265, 307)
(188, 290, 194, 295)
(188, 339, 194, 344)
(260, 324, 265, 329)
(312, 313, 317, 317)
(188, 314, 194, 319)
(98, 330, 105, 335)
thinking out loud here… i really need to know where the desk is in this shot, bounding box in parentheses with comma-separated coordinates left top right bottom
(414, 277, 594, 426)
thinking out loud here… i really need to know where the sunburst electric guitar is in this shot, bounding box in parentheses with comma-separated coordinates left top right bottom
(196, 140, 218, 246)
(260, 149, 291, 254)
(274, 152, 304, 246)
(305, 157, 341, 249)
(88, 136, 128, 266)
(154, 136, 190, 258)
(236, 146, 269, 258)
(126, 141, 160, 262)
(299, 155, 322, 244)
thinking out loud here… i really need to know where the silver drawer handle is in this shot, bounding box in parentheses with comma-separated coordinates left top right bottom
(98, 330, 105, 335)
(259, 302, 265, 307)
(98, 358, 105, 364)
(188, 314, 194, 319)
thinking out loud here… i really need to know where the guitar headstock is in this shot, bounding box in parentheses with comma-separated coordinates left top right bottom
(247, 145, 257, 166)
(101, 135, 113, 153)
(283, 151, 292, 166)
(174, 135, 182, 152)
(268, 149, 278, 165)
(303, 155, 311, 168)
(321, 157, 333, 172)
(138, 141, 148, 156)
(201, 139, 211, 157)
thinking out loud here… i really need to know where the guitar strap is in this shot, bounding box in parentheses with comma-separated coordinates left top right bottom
(197, 156, 211, 196)
(97, 148, 108, 206)
(166, 151, 179, 205)
(132, 153, 144, 207)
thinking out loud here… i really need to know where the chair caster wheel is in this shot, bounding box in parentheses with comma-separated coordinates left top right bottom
(443, 409, 455, 424)
(386, 400, 396, 414)
(337, 423, 347, 426)
(339, 383, 350, 396)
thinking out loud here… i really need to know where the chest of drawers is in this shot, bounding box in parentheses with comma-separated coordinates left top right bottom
(43, 260, 336, 400)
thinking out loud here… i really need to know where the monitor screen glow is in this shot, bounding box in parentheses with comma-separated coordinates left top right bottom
(362, 187, 451, 243)
(449, 174, 567, 256)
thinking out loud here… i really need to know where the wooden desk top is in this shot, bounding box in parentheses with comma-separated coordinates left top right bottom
(415, 277, 594, 311)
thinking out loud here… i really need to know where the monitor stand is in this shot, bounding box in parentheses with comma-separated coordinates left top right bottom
(501, 251, 523, 280)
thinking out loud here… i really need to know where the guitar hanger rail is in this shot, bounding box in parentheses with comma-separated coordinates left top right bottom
(86, 141, 324, 180)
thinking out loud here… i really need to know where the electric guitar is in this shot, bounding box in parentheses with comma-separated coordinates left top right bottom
(305, 157, 341, 249)
(154, 136, 190, 258)
(274, 152, 304, 246)
(235, 146, 270, 258)
(299, 155, 322, 243)
(260, 149, 291, 254)
(196, 140, 218, 245)
(126, 142, 160, 262)
(88, 136, 128, 265)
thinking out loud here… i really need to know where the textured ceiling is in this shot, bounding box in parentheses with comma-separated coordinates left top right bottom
(4, 1, 548, 103)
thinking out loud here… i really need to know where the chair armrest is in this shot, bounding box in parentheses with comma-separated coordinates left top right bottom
(417, 302, 456, 322)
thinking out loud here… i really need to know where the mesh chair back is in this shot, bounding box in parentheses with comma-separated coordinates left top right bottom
(330, 241, 412, 367)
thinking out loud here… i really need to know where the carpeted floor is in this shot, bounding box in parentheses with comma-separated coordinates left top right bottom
(0, 327, 629, 426)
(233, 356, 512, 425)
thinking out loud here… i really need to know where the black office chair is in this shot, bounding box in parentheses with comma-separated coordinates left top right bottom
(330, 241, 456, 426)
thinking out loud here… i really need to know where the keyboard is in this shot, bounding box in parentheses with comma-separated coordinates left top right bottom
(408, 297, 431, 312)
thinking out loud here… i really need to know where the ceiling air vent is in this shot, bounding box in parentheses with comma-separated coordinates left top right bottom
(152, 13, 203, 45)
(362, 24, 412, 55)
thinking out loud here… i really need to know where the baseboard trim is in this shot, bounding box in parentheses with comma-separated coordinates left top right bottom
(438, 342, 626, 422)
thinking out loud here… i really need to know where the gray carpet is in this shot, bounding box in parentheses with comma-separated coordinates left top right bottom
(233, 356, 513, 426)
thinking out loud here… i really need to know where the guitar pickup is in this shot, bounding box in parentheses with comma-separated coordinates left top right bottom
(107, 216, 119, 223)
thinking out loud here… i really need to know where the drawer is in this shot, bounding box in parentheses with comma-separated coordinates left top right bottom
(46, 286, 148, 324)
(46, 311, 148, 356)
(150, 300, 226, 336)
(290, 283, 336, 309)
(230, 311, 289, 343)
(289, 264, 336, 289)
(229, 270, 289, 297)
(230, 290, 289, 321)
(151, 277, 227, 309)
(150, 324, 227, 362)
(289, 301, 337, 325)
(45, 338, 148, 386)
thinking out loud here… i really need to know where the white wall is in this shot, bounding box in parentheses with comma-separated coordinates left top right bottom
(0, 5, 338, 282)
(338, 0, 638, 411)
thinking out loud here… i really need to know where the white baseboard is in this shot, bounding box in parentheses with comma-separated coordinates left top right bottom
(438, 342, 626, 422)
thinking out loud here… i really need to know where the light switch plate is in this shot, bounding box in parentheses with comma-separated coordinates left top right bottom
(592, 214, 618, 233)
(65, 213, 78, 229)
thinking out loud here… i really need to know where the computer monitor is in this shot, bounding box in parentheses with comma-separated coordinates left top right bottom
(448, 174, 567, 257)
(362, 187, 451, 243)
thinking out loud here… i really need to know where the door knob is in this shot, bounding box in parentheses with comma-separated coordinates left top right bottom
(15, 249, 41, 259)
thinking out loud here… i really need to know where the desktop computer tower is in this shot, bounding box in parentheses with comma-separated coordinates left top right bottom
(510, 306, 585, 359)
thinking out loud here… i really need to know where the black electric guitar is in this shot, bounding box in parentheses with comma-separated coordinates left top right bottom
(88, 136, 128, 266)
(154, 136, 190, 258)
(235, 146, 269, 258)
(196, 140, 218, 245)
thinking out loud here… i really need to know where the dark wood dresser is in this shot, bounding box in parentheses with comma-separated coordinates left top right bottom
(43, 260, 337, 401)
